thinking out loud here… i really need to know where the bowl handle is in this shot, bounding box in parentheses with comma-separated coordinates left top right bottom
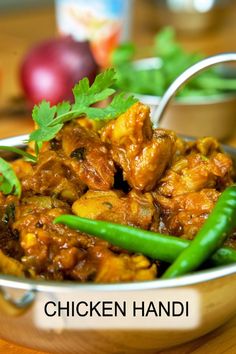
(0, 286, 35, 316)
(152, 52, 236, 128)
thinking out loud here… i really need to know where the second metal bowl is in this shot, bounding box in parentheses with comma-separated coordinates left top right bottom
(132, 58, 236, 140)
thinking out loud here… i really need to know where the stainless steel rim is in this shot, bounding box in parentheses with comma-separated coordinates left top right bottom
(0, 263, 236, 292)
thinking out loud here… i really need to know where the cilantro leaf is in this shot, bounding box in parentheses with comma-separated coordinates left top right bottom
(84, 93, 138, 120)
(0, 158, 21, 197)
(56, 101, 71, 116)
(111, 43, 135, 66)
(29, 100, 63, 143)
(72, 68, 116, 108)
(29, 69, 137, 152)
(154, 27, 182, 59)
(32, 100, 57, 127)
(29, 124, 63, 143)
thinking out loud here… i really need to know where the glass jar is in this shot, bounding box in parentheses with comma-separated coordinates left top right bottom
(55, 0, 133, 67)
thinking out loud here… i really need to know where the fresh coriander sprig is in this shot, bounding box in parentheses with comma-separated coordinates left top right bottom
(28, 69, 137, 152)
(0, 158, 21, 197)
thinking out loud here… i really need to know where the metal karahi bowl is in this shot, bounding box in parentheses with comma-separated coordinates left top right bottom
(132, 58, 236, 140)
(0, 135, 236, 353)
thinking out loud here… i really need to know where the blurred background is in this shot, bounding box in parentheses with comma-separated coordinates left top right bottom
(0, 0, 236, 140)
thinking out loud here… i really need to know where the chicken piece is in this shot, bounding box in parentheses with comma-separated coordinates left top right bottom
(22, 150, 85, 202)
(22, 121, 115, 200)
(94, 253, 157, 283)
(157, 151, 233, 198)
(186, 136, 221, 156)
(61, 122, 115, 191)
(72, 190, 124, 219)
(72, 189, 159, 230)
(101, 102, 176, 191)
(11, 159, 33, 180)
(154, 136, 234, 238)
(154, 189, 220, 238)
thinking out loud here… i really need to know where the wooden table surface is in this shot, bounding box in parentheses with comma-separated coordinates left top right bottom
(0, 1, 236, 353)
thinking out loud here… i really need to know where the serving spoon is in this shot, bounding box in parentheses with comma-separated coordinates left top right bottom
(152, 52, 236, 128)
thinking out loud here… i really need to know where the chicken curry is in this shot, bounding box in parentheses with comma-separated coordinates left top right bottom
(0, 101, 235, 283)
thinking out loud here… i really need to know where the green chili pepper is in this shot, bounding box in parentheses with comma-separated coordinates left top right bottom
(54, 210, 236, 268)
(162, 185, 236, 279)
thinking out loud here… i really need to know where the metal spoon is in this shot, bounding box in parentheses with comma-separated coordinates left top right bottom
(152, 52, 236, 128)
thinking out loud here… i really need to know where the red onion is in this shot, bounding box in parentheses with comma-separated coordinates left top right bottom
(20, 37, 99, 105)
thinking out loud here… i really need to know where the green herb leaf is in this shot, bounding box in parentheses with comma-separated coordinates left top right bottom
(32, 100, 57, 127)
(29, 123, 63, 143)
(29, 100, 63, 144)
(56, 101, 71, 116)
(72, 69, 116, 108)
(29, 69, 137, 150)
(154, 27, 182, 59)
(0, 158, 21, 197)
(112, 43, 135, 66)
(84, 93, 138, 120)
